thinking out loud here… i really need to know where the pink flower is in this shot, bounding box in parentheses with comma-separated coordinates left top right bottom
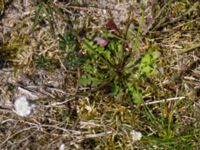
(94, 37, 108, 47)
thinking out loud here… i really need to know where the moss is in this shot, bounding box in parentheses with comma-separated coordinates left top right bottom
(0, 33, 30, 68)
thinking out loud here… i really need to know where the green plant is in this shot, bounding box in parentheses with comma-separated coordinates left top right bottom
(35, 54, 57, 69)
(140, 103, 196, 149)
(79, 29, 160, 104)
(58, 29, 86, 69)
(33, 0, 55, 34)
(33, 0, 160, 104)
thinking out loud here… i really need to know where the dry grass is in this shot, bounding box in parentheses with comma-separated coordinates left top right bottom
(0, 0, 200, 149)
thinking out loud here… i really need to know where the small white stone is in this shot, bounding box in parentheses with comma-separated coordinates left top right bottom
(13, 96, 33, 117)
(59, 143, 65, 150)
(130, 130, 142, 142)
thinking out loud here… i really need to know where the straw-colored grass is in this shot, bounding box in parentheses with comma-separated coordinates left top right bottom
(0, 0, 199, 149)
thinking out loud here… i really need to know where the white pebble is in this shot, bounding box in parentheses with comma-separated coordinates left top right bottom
(13, 96, 34, 117)
(59, 143, 65, 150)
(130, 130, 142, 142)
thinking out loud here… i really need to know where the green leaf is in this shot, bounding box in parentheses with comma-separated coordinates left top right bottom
(127, 83, 143, 104)
(79, 77, 92, 86)
(79, 76, 102, 87)
(59, 31, 77, 52)
(139, 50, 160, 77)
(102, 51, 111, 60)
(142, 54, 151, 64)
(83, 64, 94, 72)
(141, 66, 153, 74)
(83, 39, 97, 54)
(32, 1, 45, 31)
(132, 90, 143, 104)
